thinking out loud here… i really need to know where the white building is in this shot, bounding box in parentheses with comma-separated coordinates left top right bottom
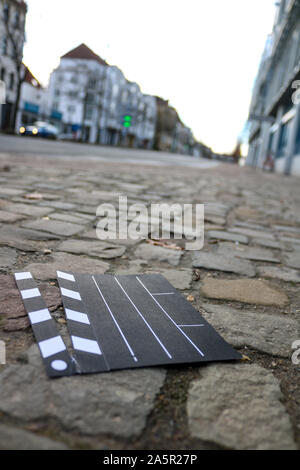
(47, 43, 108, 141)
(47, 43, 157, 148)
(16, 66, 48, 130)
(0, 0, 27, 131)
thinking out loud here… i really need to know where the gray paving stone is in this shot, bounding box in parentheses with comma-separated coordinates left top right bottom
(202, 303, 299, 357)
(200, 278, 289, 306)
(251, 238, 285, 250)
(0, 210, 25, 223)
(0, 187, 25, 196)
(5, 203, 54, 218)
(0, 345, 166, 439)
(25, 252, 110, 280)
(283, 251, 300, 269)
(217, 243, 280, 263)
(21, 219, 84, 237)
(40, 201, 76, 210)
(192, 251, 255, 277)
(146, 268, 193, 290)
(207, 231, 248, 244)
(229, 227, 275, 240)
(0, 424, 68, 450)
(83, 229, 142, 246)
(257, 265, 300, 283)
(187, 363, 296, 449)
(58, 239, 126, 259)
(134, 243, 182, 266)
(0, 246, 17, 267)
(49, 212, 91, 225)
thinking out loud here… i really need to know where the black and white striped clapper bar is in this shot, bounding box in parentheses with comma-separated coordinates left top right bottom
(56, 271, 107, 374)
(14, 272, 75, 378)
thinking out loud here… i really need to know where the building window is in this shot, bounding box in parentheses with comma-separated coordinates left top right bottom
(3, 3, 9, 23)
(2, 37, 8, 55)
(14, 11, 20, 29)
(85, 105, 94, 120)
(9, 73, 14, 90)
(0, 68, 5, 81)
(277, 122, 290, 158)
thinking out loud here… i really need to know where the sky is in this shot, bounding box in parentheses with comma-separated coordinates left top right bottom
(23, 0, 276, 153)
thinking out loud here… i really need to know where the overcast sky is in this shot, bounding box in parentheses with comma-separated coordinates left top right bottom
(23, 0, 276, 153)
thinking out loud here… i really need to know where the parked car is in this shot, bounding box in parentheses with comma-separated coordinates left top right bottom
(19, 121, 59, 139)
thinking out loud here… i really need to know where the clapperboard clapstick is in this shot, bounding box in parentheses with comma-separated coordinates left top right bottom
(14, 271, 241, 378)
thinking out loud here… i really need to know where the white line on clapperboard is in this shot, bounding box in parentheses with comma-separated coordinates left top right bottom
(114, 277, 172, 360)
(136, 277, 205, 357)
(92, 276, 138, 362)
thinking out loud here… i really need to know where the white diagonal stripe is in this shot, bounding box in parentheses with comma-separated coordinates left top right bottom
(21, 288, 41, 300)
(28, 308, 52, 325)
(39, 336, 66, 358)
(61, 287, 81, 301)
(57, 271, 75, 282)
(65, 308, 90, 325)
(15, 272, 32, 281)
(71, 336, 102, 355)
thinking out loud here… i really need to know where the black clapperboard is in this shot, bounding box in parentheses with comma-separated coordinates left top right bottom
(14, 272, 241, 378)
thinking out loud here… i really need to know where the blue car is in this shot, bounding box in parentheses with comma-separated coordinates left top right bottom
(19, 121, 59, 139)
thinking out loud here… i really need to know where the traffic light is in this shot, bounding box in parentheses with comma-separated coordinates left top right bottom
(123, 115, 132, 128)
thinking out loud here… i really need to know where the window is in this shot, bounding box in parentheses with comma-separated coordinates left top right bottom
(295, 116, 300, 155)
(9, 73, 14, 90)
(3, 3, 9, 23)
(277, 122, 290, 158)
(2, 37, 8, 56)
(67, 105, 75, 113)
(0, 68, 5, 81)
(85, 105, 94, 120)
(14, 11, 20, 29)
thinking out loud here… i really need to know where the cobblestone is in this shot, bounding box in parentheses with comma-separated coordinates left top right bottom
(0, 147, 299, 449)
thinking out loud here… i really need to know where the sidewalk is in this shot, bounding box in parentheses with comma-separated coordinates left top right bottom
(0, 154, 299, 450)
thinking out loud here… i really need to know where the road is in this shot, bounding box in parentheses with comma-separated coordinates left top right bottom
(0, 132, 299, 450)
(0, 134, 219, 169)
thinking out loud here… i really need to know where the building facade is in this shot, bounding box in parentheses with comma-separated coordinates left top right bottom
(16, 66, 48, 130)
(154, 96, 196, 155)
(247, 0, 300, 176)
(0, 0, 27, 131)
(47, 44, 157, 148)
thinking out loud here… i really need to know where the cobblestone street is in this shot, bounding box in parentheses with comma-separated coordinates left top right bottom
(0, 141, 299, 450)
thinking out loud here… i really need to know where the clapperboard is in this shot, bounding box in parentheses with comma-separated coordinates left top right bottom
(14, 272, 241, 378)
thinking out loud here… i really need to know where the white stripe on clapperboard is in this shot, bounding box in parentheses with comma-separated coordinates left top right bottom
(71, 336, 102, 355)
(114, 276, 172, 360)
(15, 272, 33, 281)
(136, 277, 205, 357)
(92, 276, 138, 363)
(38, 336, 67, 359)
(65, 308, 90, 325)
(20, 288, 41, 300)
(60, 287, 82, 301)
(28, 308, 52, 325)
(57, 271, 76, 282)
